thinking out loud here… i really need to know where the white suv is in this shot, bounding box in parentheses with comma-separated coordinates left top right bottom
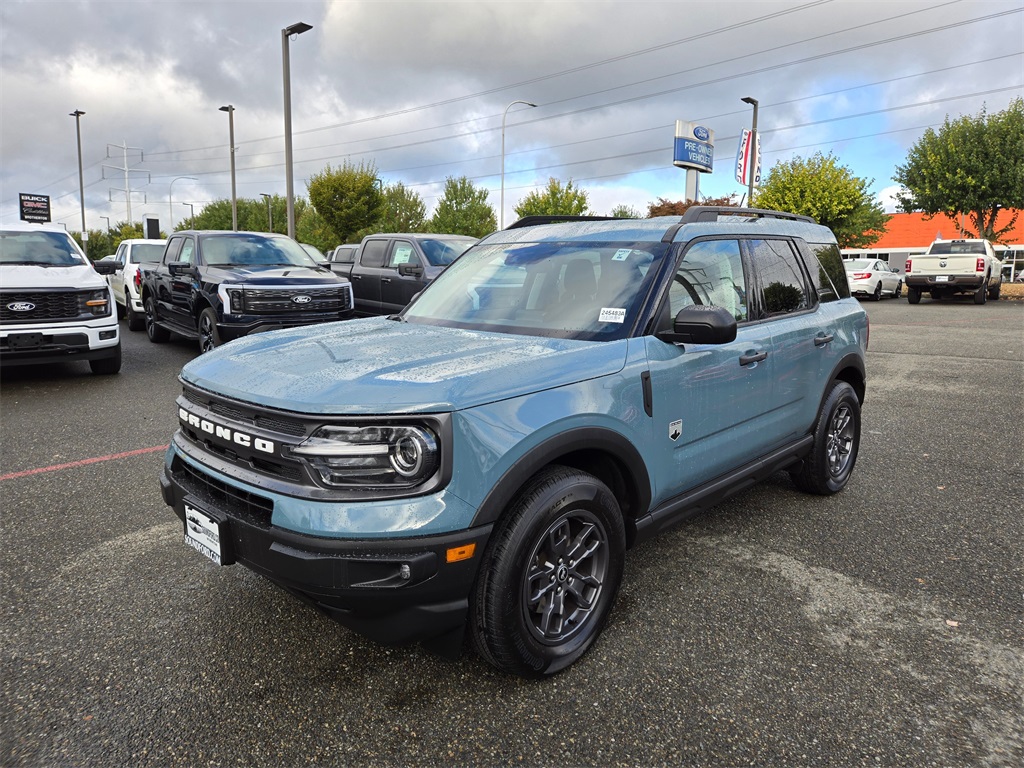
(0, 222, 121, 374)
(107, 238, 166, 331)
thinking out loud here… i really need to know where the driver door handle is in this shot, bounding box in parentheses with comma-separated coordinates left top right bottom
(739, 351, 768, 366)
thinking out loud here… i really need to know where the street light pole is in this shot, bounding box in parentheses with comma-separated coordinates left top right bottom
(170, 176, 197, 231)
(500, 100, 536, 230)
(260, 193, 273, 232)
(282, 21, 312, 239)
(741, 96, 759, 206)
(70, 109, 87, 257)
(100, 216, 110, 233)
(219, 105, 237, 231)
(181, 202, 194, 227)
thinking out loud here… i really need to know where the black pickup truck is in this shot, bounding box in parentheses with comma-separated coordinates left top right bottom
(141, 230, 353, 353)
(329, 233, 477, 316)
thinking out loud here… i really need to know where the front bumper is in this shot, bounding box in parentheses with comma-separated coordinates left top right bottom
(160, 453, 491, 650)
(0, 321, 119, 366)
(217, 311, 354, 342)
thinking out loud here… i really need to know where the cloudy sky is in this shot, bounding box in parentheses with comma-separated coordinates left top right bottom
(1, 0, 1021, 237)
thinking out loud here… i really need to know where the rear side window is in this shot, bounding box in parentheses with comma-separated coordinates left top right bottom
(806, 241, 850, 302)
(360, 240, 388, 268)
(747, 239, 813, 317)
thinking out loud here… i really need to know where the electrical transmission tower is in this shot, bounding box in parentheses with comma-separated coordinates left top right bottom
(103, 142, 151, 226)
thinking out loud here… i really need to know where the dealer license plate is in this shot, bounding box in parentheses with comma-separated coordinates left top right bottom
(184, 504, 224, 565)
(935, 275, 949, 282)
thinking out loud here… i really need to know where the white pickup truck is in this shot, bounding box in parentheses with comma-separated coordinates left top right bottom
(904, 238, 1003, 305)
(107, 238, 166, 330)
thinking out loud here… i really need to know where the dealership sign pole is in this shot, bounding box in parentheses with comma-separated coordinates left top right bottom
(673, 121, 715, 203)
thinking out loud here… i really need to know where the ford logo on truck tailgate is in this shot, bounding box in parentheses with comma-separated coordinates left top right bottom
(7, 302, 35, 312)
(291, 295, 312, 304)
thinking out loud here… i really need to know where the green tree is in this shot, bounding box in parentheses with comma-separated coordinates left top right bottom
(295, 207, 337, 254)
(428, 176, 497, 237)
(307, 161, 383, 244)
(514, 177, 590, 219)
(753, 152, 887, 248)
(375, 182, 427, 234)
(609, 204, 641, 218)
(894, 97, 1024, 241)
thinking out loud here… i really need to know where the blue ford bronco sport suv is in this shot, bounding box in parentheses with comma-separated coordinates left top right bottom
(160, 207, 867, 677)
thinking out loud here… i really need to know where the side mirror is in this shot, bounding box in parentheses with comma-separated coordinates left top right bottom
(92, 260, 118, 275)
(398, 263, 424, 278)
(168, 261, 195, 277)
(656, 305, 737, 345)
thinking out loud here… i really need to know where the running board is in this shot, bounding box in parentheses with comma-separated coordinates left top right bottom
(632, 435, 813, 545)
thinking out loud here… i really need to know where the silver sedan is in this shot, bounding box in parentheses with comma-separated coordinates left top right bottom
(845, 258, 902, 300)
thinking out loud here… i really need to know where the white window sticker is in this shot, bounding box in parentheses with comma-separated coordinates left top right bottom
(612, 248, 632, 261)
(669, 420, 682, 441)
(599, 307, 626, 324)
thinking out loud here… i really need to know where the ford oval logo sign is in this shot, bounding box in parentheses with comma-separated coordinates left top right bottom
(291, 295, 312, 304)
(7, 302, 35, 312)
(693, 126, 710, 141)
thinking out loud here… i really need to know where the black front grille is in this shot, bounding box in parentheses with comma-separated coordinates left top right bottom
(172, 456, 274, 525)
(184, 388, 306, 436)
(1, 291, 104, 323)
(243, 286, 351, 314)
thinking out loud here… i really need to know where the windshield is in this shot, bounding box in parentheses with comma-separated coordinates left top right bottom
(420, 237, 477, 267)
(0, 230, 87, 267)
(403, 240, 666, 340)
(200, 234, 319, 267)
(130, 243, 166, 263)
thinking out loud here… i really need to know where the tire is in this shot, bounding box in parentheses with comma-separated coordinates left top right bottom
(198, 307, 222, 353)
(893, 281, 902, 299)
(907, 287, 921, 304)
(89, 343, 122, 375)
(125, 298, 144, 332)
(974, 281, 987, 305)
(988, 282, 1001, 300)
(145, 296, 170, 343)
(789, 380, 860, 496)
(870, 282, 882, 301)
(115, 299, 126, 320)
(470, 465, 625, 677)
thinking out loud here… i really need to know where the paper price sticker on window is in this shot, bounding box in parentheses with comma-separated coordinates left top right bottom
(599, 307, 626, 323)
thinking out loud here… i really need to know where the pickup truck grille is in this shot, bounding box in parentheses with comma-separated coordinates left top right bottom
(1, 290, 105, 323)
(242, 286, 352, 314)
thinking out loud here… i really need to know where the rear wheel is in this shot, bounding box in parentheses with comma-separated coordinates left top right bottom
(198, 307, 222, 353)
(988, 282, 1001, 300)
(893, 281, 902, 299)
(871, 282, 882, 301)
(974, 281, 987, 305)
(907, 287, 921, 304)
(790, 380, 860, 495)
(145, 296, 170, 343)
(125, 298, 144, 331)
(470, 466, 625, 677)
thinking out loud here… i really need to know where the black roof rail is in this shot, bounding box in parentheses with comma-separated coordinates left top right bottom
(505, 215, 619, 230)
(660, 206, 817, 243)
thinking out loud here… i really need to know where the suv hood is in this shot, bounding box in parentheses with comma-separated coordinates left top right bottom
(0, 263, 108, 291)
(181, 317, 628, 414)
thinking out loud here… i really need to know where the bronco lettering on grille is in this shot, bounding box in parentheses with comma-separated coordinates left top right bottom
(178, 407, 275, 454)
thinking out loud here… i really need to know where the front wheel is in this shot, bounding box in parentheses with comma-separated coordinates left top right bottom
(790, 380, 861, 495)
(145, 296, 170, 343)
(198, 308, 222, 353)
(470, 466, 625, 677)
(89, 343, 122, 375)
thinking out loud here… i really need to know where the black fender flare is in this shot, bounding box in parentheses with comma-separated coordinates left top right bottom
(470, 426, 652, 533)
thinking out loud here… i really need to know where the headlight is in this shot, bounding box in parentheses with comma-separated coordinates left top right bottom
(85, 289, 111, 317)
(226, 288, 244, 313)
(288, 425, 440, 489)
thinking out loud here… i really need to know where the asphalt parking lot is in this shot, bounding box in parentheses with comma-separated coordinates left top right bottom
(2, 298, 1022, 767)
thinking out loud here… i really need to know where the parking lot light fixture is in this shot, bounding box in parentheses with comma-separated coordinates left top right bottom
(170, 176, 197, 231)
(282, 21, 313, 239)
(70, 110, 87, 257)
(219, 105, 237, 231)
(501, 100, 536, 230)
(181, 202, 194, 227)
(740, 96, 759, 205)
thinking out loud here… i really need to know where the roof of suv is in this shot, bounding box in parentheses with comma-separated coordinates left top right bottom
(491, 207, 837, 246)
